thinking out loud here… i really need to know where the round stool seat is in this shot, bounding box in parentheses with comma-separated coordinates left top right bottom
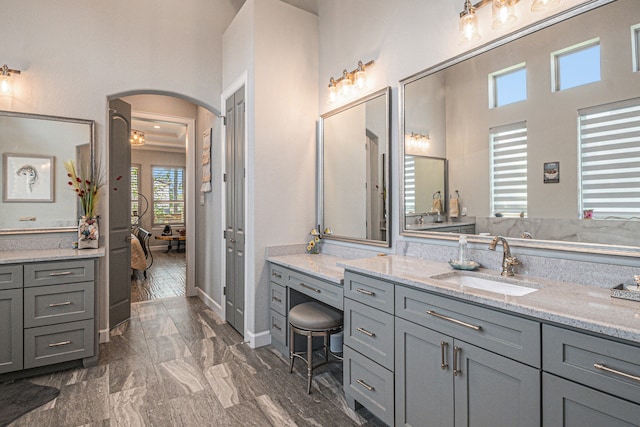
(289, 302, 343, 331)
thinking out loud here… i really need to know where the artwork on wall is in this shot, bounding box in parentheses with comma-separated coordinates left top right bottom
(543, 161, 559, 184)
(3, 153, 55, 202)
(201, 128, 212, 192)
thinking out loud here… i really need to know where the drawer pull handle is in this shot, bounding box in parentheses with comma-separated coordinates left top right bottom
(272, 296, 282, 303)
(355, 288, 375, 296)
(272, 272, 282, 279)
(594, 363, 640, 382)
(356, 327, 376, 338)
(272, 324, 282, 331)
(453, 346, 461, 376)
(49, 340, 71, 347)
(48, 301, 72, 307)
(300, 283, 320, 293)
(356, 379, 375, 392)
(49, 271, 73, 276)
(426, 310, 481, 331)
(440, 341, 449, 370)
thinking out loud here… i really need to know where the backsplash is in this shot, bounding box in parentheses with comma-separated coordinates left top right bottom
(0, 231, 77, 251)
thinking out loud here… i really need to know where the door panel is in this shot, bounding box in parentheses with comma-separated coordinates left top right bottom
(108, 99, 131, 328)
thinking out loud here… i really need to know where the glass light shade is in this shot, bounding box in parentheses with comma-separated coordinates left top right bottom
(492, 0, 518, 30)
(0, 75, 11, 94)
(459, 12, 480, 43)
(328, 84, 337, 103)
(531, 0, 561, 12)
(354, 69, 367, 90)
(339, 77, 352, 97)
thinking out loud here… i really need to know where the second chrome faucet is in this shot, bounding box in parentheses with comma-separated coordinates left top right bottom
(489, 236, 519, 277)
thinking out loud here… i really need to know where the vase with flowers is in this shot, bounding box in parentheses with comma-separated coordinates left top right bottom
(64, 160, 106, 249)
(306, 227, 333, 254)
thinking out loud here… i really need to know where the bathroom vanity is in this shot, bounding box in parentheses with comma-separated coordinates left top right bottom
(0, 249, 103, 378)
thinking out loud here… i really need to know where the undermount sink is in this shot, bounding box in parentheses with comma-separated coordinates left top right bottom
(430, 271, 540, 296)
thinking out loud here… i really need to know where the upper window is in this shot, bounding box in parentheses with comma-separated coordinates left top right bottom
(489, 63, 527, 108)
(404, 156, 416, 214)
(632, 24, 640, 72)
(131, 165, 140, 225)
(578, 97, 640, 220)
(552, 39, 601, 91)
(152, 166, 185, 226)
(490, 121, 528, 217)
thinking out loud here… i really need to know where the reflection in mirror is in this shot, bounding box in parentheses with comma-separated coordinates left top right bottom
(0, 111, 94, 233)
(400, 0, 640, 249)
(404, 155, 447, 230)
(320, 87, 390, 247)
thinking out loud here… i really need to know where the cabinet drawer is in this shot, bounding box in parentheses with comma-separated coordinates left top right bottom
(269, 264, 287, 287)
(288, 270, 343, 310)
(25, 260, 94, 287)
(344, 298, 394, 370)
(543, 324, 640, 403)
(270, 310, 287, 346)
(0, 265, 23, 291)
(270, 282, 287, 316)
(24, 282, 94, 328)
(345, 271, 394, 314)
(24, 319, 94, 369)
(396, 285, 540, 367)
(344, 345, 394, 426)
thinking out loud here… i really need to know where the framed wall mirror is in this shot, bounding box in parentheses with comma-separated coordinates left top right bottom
(400, 0, 640, 255)
(319, 87, 391, 247)
(0, 110, 94, 234)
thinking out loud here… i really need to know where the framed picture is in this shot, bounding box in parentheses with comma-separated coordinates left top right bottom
(543, 161, 559, 184)
(3, 153, 55, 202)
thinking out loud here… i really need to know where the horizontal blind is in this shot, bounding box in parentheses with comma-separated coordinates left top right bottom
(131, 165, 140, 224)
(404, 156, 416, 214)
(579, 97, 640, 219)
(152, 166, 185, 225)
(490, 121, 527, 217)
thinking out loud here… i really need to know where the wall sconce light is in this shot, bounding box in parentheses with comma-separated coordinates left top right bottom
(327, 60, 374, 104)
(459, 0, 561, 43)
(405, 132, 431, 151)
(130, 129, 145, 146)
(1, 64, 21, 95)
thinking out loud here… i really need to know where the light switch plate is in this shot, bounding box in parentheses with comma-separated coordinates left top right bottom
(462, 207, 467, 216)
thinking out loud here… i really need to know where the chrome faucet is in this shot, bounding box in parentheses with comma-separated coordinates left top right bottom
(489, 236, 518, 277)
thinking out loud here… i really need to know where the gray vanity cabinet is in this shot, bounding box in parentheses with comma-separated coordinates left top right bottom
(0, 289, 23, 374)
(269, 264, 288, 354)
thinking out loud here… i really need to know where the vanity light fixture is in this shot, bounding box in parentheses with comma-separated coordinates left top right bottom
(327, 60, 374, 104)
(405, 132, 431, 151)
(531, 0, 561, 12)
(0, 64, 21, 95)
(130, 129, 145, 146)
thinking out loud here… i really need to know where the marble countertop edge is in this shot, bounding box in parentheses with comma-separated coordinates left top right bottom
(267, 253, 346, 285)
(0, 247, 106, 264)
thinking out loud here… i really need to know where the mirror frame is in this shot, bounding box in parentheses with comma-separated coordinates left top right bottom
(0, 110, 95, 235)
(319, 86, 392, 248)
(399, 0, 640, 259)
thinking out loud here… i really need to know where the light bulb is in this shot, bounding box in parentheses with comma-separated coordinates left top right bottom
(492, 0, 517, 30)
(459, 11, 480, 43)
(0, 76, 11, 94)
(354, 69, 367, 90)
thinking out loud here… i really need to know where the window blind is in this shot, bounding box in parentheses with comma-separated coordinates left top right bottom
(490, 121, 528, 217)
(578, 97, 640, 219)
(152, 166, 185, 225)
(404, 156, 416, 214)
(131, 165, 139, 224)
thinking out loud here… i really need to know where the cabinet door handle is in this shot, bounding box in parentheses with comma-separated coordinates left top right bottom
(356, 379, 375, 392)
(300, 283, 320, 293)
(356, 327, 376, 338)
(272, 324, 282, 331)
(426, 310, 481, 331)
(49, 340, 71, 347)
(453, 346, 461, 376)
(441, 341, 449, 370)
(49, 271, 72, 276)
(49, 301, 72, 307)
(271, 296, 282, 303)
(594, 363, 640, 382)
(272, 272, 282, 279)
(355, 288, 375, 296)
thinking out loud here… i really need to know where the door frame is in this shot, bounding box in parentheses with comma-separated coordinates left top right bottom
(221, 72, 250, 341)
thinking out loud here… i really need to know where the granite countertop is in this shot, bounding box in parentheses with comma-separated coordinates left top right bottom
(267, 253, 346, 284)
(338, 255, 640, 345)
(0, 248, 106, 264)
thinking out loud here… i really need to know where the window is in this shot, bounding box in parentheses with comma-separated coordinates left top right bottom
(552, 39, 600, 91)
(578, 97, 640, 220)
(489, 63, 527, 108)
(152, 166, 185, 225)
(632, 24, 640, 72)
(404, 156, 416, 214)
(131, 165, 140, 225)
(490, 122, 528, 217)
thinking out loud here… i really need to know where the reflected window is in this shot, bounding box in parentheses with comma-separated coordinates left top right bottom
(490, 122, 528, 217)
(578, 97, 640, 219)
(633, 24, 640, 72)
(152, 166, 185, 226)
(404, 156, 416, 214)
(552, 39, 601, 91)
(131, 164, 140, 225)
(489, 63, 527, 108)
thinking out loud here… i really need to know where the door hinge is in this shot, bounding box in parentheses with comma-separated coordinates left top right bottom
(222, 116, 227, 126)
(223, 230, 227, 239)
(223, 286, 226, 296)
(223, 173, 227, 182)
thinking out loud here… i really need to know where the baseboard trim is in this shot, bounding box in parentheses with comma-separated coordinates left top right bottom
(246, 329, 271, 349)
(99, 328, 109, 344)
(197, 287, 223, 319)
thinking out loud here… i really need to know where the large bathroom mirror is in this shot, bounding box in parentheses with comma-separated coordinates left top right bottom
(401, 0, 640, 255)
(0, 110, 94, 233)
(320, 87, 391, 247)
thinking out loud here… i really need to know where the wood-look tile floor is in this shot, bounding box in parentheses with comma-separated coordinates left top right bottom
(10, 296, 385, 427)
(132, 250, 186, 303)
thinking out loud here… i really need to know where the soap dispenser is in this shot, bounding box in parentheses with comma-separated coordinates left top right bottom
(458, 235, 468, 264)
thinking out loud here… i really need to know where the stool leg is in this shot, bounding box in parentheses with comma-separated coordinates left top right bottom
(289, 326, 295, 373)
(307, 333, 313, 394)
(324, 333, 329, 363)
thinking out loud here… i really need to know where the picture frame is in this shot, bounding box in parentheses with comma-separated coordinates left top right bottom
(543, 161, 559, 184)
(3, 153, 55, 202)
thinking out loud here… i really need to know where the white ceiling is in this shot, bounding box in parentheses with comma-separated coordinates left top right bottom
(131, 117, 187, 151)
